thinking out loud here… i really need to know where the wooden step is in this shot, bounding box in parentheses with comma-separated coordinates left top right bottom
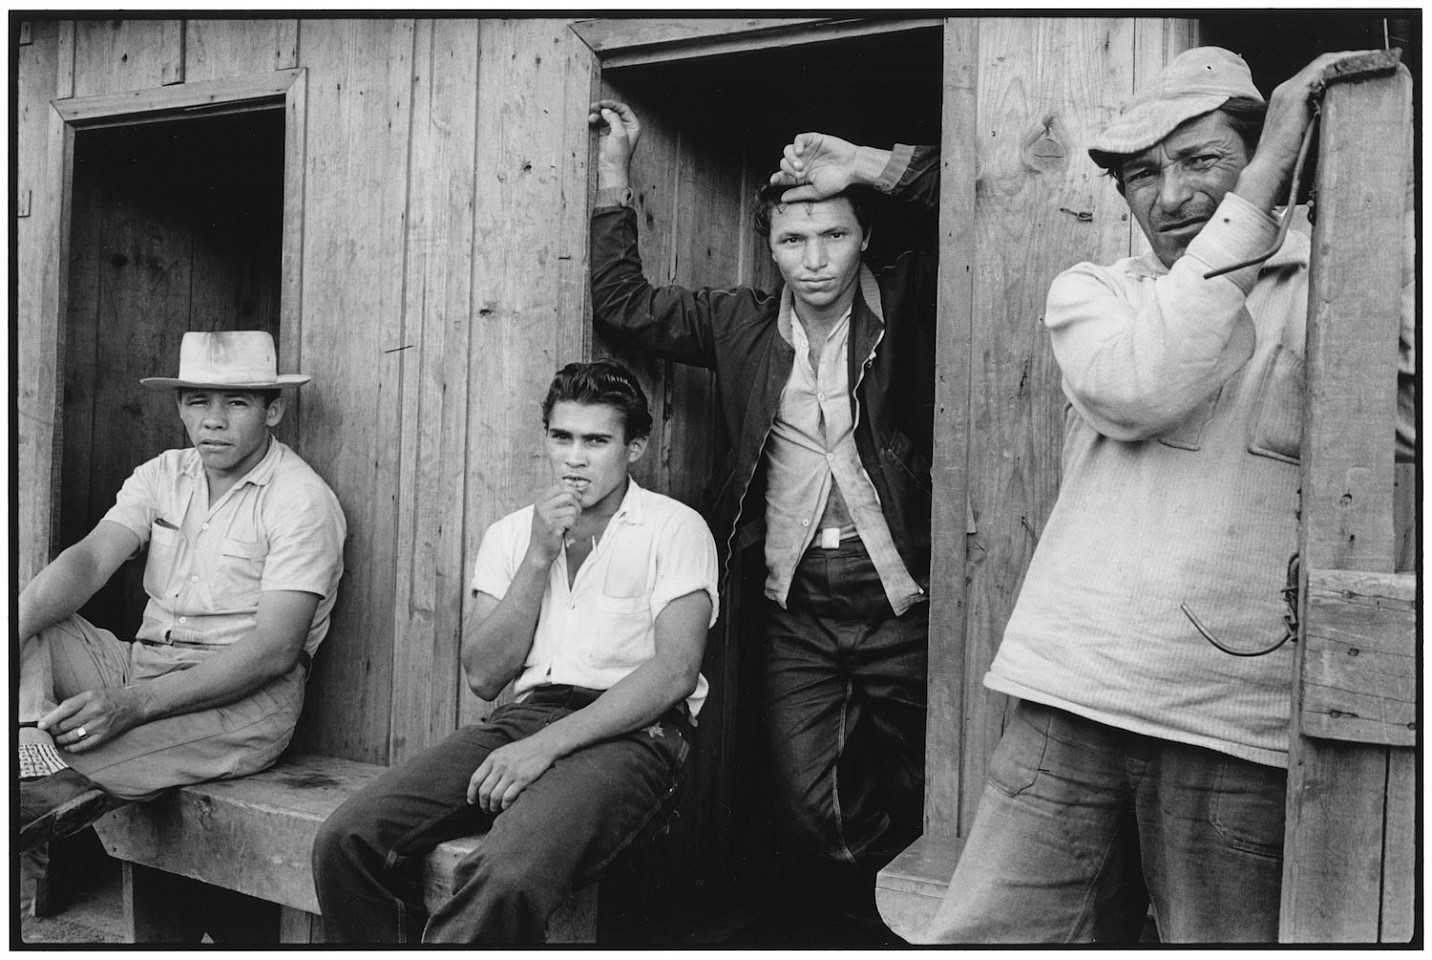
(873, 833, 964, 942)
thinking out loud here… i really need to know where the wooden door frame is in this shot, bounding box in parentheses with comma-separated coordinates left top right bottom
(569, 16, 942, 68)
(32, 67, 308, 573)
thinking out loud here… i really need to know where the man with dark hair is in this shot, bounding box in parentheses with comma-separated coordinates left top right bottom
(587, 100, 938, 931)
(921, 47, 1415, 943)
(313, 359, 719, 944)
(18, 330, 346, 850)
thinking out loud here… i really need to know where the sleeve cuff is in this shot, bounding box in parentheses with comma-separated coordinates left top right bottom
(594, 185, 634, 209)
(1183, 192, 1281, 294)
(874, 144, 917, 193)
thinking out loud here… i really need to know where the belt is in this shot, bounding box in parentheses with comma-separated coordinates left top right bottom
(137, 638, 313, 675)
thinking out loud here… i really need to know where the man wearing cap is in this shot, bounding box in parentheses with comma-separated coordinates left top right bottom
(920, 48, 1415, 943)
(18, 330, 346, 852)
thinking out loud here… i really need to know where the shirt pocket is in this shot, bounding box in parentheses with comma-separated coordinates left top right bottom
(589, 594, 653, 672)
(218, 537, 267, 610)
(143, 523, 182, 598)
(1157, 384, 1224, 452)
(1245, 344, 1304, 464)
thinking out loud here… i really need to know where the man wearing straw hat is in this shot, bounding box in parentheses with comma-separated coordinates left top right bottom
(920, 48, 1414, 943)
(18, 330, 346, 852)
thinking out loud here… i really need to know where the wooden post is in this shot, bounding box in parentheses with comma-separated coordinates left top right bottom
(1280, 53, 1415, 944)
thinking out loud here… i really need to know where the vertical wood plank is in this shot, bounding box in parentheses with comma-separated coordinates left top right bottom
(289, 19, 417, 762)
(16, 21, 65, 583)
(958, 17, 1152, 835)
(1281, 63, 1412, 944)
(71, 19, 174, 96)
(923, 16, 978, 838)
(184, 19, 301, 80)
(56, 19, 76, 99)
(459, 19, 597, 727)
(1378, 748, 1415, 942)
(387, 18, 480, 762)
(160, 19, 184, 85)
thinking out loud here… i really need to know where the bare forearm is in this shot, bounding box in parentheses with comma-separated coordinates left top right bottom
(461, 555, 548, 698)
(526, 657, 696, 760)
(19, 548, 108, 640)
(126, 640, 296, 724)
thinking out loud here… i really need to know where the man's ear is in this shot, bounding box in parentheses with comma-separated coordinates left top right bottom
(860, 226, 873, 253)
(626, 435, 649, 464)
(265, 395, 287, 429)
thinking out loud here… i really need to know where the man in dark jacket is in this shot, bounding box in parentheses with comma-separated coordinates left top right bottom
(588, 99, 937, 924)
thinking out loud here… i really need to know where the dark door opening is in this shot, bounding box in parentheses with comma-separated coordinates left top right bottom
(61, 108, 286, 639)
(595, 24, 944, 941)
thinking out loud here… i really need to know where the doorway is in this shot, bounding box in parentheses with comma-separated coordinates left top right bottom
(593, 23, 944, 941)
(60, 108, 285, 639)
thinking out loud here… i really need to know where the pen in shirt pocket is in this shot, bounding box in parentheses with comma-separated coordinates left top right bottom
(154, 517, 179, 530)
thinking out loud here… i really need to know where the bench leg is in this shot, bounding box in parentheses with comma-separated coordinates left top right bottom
(279, 907, 324, 943)
(122, 863, 205, 943)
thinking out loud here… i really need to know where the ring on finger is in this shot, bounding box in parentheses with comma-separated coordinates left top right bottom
(75, 726, 88, 740)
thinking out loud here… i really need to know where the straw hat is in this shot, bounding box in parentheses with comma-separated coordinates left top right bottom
(1089, 47, 1264, 170)
(140, 331, 310, 390)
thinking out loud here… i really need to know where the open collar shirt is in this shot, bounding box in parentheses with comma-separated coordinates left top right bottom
(470, 478, 720, 718)
(762, 265, 925, 615)
(101, 438, 347, 657)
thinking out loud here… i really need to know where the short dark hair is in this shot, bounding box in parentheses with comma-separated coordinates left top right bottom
(752, 180, 874, 242)
(541, 359, 652, 442)
(1099, 96, 1269, 191)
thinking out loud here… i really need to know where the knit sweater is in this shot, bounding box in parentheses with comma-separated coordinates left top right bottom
(988, 192, 1318, 768)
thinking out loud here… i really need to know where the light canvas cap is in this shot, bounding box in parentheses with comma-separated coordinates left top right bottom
(141, 330, 310, 390)
(1089, 46, 1264, 170)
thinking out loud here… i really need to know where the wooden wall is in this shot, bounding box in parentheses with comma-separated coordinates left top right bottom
(14, 17, 597, 765)
(920, 17, 1201, 838)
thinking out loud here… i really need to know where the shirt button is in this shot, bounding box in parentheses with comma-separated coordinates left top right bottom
(826, 453, 835, 462)
(201, 523, 209, 531)
(191, 575, 200, 583)
(817, 392, 826, 401)
(801, 519, 810, 527)
(179, 617, 187, 624)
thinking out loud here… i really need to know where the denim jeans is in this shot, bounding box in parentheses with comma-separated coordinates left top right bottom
(919, 700, 1287, 944)
(759, 539, 928, 876)
(312, 686, 689, 943)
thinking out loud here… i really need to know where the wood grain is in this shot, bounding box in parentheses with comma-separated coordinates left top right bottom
(387, 18, 481, 762)
(16, 22, 67, 583)
(185, 19, 301, 80)
(1281, 61, 1414, 944)
(71, 19, 172, 96)
(288, 18, 417, 762)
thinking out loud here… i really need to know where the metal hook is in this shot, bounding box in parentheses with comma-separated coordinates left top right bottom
(1183, 553, 1300, 657)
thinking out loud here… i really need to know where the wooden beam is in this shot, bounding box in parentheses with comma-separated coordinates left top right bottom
(1297, 569, 1415, 747)
(922, 16, 978, 840)
(1281, 55, 1414, 944)
(52, 68, 303, 127)
(572, 16, 941, 69)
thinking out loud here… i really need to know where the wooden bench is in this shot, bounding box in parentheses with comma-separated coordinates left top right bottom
(90, 753, 597, 944)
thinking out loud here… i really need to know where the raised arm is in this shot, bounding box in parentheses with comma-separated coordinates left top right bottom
(588, 100, 759, 368)
(461, 484, 578, 701)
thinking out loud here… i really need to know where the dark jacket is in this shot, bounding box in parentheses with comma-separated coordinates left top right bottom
(589, 147, 940, 587)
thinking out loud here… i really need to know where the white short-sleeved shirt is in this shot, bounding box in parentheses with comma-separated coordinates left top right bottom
(470, 478, 719, 717)
(101, 439, 347, 657)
